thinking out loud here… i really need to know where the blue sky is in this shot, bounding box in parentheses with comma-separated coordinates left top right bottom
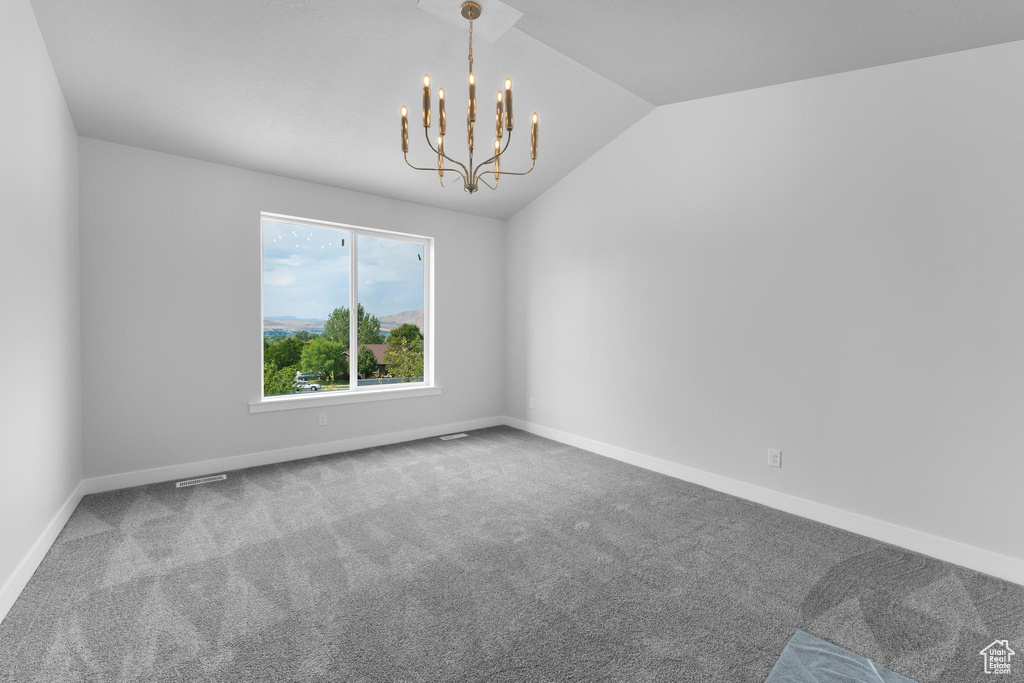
(262, 219, 424, 320)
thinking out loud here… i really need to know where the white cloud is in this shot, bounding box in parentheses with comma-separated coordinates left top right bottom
(263, 269, 297, 287)
(267, 255, 308, 267)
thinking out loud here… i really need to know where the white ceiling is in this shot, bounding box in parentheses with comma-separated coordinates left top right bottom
(512, 0, 1024, 105)
(30, 1, 1024, 220)
(29, 0, 651, 220)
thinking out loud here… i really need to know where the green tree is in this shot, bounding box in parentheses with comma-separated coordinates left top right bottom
(323, 307, 345, 343)
(357, 346, 379, 378)
(293, 330, 313, 342)
(264, 362, 298, 396)
(300, 337, 347, 381)
(387, 323, 423, 345)
(323, 304, 384, 349)
(265, 336, 303, 369)
(384, 336, 424, 381)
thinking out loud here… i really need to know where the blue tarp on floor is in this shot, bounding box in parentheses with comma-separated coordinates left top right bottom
(766, 630, 917, 683)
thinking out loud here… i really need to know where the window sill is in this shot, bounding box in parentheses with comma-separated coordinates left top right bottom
(249, 384, 442, 413)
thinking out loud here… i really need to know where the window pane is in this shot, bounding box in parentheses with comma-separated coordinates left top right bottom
(356, 235, 425, 386)
(262, 219, 351, 396)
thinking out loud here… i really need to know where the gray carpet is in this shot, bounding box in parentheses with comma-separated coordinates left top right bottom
(0, 426, 1020, 682)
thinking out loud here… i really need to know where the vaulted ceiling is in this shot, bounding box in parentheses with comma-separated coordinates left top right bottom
(30, 0, 1024, 219)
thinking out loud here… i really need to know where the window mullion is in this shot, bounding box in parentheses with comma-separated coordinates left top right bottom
(424, 239, 433, 386)
(349, 231, 360, 391)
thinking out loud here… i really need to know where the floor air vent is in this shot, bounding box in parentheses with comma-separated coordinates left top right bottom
(175, 474, 227, 488)
(439, 433, 469, 441)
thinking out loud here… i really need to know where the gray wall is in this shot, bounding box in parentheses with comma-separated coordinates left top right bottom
(79, 139, 505, 478)
(505, 40, 1024, 562)
(0, 0, 83, 592)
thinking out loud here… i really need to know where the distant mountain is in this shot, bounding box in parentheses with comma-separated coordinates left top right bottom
(263, 308, 423, 336)
(379, 309, 424, 332)
(264, 317, 326, 333)
(269, 315, 325, 322)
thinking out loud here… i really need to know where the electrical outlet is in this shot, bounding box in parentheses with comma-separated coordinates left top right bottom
(318, 412, 327, 426)
(768, 449, 782, 468)
(528, 398, 535, 410)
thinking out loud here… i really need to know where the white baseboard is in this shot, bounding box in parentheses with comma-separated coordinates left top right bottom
(83, 416, 505, 494)
(503, 416, 1024, 586)
(0, 481, 84, 624)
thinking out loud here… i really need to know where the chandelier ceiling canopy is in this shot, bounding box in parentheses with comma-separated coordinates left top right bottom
(402, 1, 538, 194)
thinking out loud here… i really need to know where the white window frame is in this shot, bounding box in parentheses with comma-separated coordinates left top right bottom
(250, 212, 438, 413)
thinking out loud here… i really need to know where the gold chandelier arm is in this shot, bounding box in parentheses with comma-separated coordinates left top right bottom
(440, 172, 463, 188)
(424, 128, 470, 178)
(404, 153, 468, 184)
(476, 158, 536, 180)
(477, 175, 498, 191)
(471, 130, 512, 180)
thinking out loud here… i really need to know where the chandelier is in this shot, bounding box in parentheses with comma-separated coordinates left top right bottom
(401, 1, 538, 194)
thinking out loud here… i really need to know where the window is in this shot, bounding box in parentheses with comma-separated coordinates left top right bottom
(258, 213, 433, 408)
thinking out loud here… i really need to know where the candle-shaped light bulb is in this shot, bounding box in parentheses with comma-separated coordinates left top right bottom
(401, 106, 409, 153)
(422, 74, 431, 128)
(438, 88, 446, 136)
(468, 72, 477, 122)
(437, 135, 445, 177)
(530, 112, 538, 160)
(504, 78, 514, 131)
(495, 91, 504, 139)
(494, 138, 501, 180)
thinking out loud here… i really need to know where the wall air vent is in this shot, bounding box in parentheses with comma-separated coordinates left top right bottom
(439, 433, 469, 441)
(175, 474, 227, 488)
